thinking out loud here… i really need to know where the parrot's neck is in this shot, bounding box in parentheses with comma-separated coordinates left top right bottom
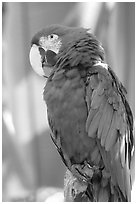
(56, 36, 105, 70)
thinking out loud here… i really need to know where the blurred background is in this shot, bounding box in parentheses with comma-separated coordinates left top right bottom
(2, 2, 135, 202)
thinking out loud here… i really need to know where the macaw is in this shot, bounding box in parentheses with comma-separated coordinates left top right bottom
(29, 25, 134, 202)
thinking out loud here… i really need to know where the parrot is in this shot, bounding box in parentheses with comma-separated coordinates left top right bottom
(29, 24, 134, 202)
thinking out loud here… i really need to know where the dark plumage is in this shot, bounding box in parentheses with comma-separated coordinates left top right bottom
(30, 25, 134, 201)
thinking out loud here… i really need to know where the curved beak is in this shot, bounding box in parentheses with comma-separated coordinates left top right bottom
(29, 44, 46, 76)
(29, 44, 56, 77)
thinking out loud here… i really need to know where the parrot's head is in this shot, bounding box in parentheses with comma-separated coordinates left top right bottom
(29, 24, 104, 77)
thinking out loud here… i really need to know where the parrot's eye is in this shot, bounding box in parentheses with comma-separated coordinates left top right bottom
(48, 34, 59, 41)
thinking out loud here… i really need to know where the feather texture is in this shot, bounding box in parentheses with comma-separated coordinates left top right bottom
(86, 62, 134, 201)
(30, 25, 134, 202)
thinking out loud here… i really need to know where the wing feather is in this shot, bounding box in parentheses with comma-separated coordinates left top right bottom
(105, 111, 118, 151)
(97, 101, 108, 139)
(88, 111, 102, 138)
(86, 63, 134, 201)
(86, 108, 98, 132)
(120, 133, 126, 168)
(100, 104, 113, 147)
(88, 96, 107, 137)
(90, 89, 104, 109)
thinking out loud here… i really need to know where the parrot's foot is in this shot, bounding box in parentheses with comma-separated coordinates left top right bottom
(71, 162, 94, 183)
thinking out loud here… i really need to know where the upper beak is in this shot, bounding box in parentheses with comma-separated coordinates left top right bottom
(29, 44, 46, 76)
(29, 44, 53, 77)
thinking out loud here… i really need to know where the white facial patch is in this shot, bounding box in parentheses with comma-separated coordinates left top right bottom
(39, 36, 47, 47)
(39, 36, 62, 55)
(29, 44, 45, 76)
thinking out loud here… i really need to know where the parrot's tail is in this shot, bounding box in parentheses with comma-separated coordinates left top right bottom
(86, 180, 128, 202)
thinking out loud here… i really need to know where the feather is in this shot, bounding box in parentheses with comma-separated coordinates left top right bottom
(119, 118, 126, 136)
(88, 111, 102, 137)
(124, 165, 131, 201)
(86, 108, 98, 132)
(124, 134, 131, 201)
(89, 75, 99, 89)
(30, 25, 134, 202)
(97, 101, 108, 139)
(91, 89, 98, 102)
(108, 96, 113, 104)
(120, 134, 126, 167)
(114, 111, 121, 130)
(102, 169, 111, 178)
(94, 152, 101, 165)
(66, 68, 79, 79)
(105, 111, 118, 151)
(101, 177, 108, 187)
(106, 129, 117, 152)
(88, 96, 106, 137)
(90, 90, 105, 109)
(100, 104, 113, 147)
(96, 139, 111, 172)
(111, 141, 126, 198)
(91, 146, 99, 162)
(98, 187, 109, 202)
(53, 69, 65, 80)
(115, 160, 126, 198)
(97, 82, 104, 95)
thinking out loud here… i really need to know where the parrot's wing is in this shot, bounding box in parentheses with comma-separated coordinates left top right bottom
(48, 113, 71, 169)
(86, 63, 134, 201)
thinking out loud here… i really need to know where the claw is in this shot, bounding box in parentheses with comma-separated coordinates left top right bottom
(71, 163, 94, 183)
